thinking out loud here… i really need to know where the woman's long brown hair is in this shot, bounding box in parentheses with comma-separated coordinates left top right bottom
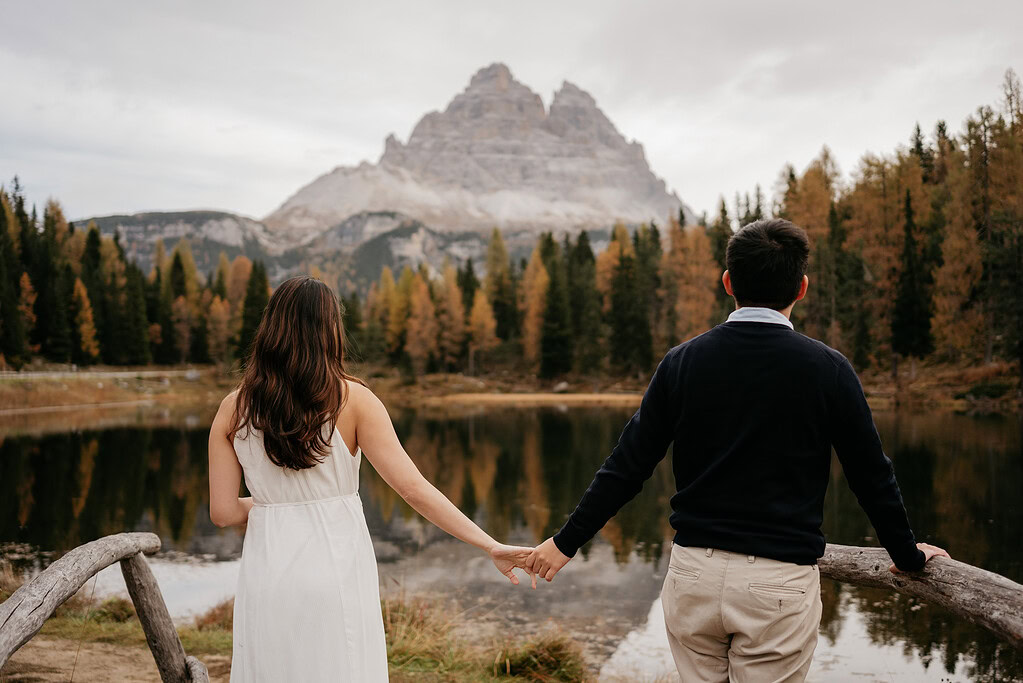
(229, 276, 364, 470)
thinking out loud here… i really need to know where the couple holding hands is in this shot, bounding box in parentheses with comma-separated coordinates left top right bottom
(209, 218, 947, 683)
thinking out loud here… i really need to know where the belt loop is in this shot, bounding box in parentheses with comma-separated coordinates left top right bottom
(747, 555, 755, 563)
(705, 548, 713, 558)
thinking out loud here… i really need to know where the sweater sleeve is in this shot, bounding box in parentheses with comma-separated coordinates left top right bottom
(552, 353, 678, 557)
(830, 358, 926, 571)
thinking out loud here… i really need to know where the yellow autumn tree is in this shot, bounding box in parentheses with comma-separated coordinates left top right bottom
(405, 274, 438, 376)
(100, 236, 128, 309)
(387, 267, 414, 355)
(1, 192, 17, 251)
(484, 228, 511, 302)
(44, 199, 71, 245)
(206, 295, 232, 364)
(783, 148, 839, 339)
(435, 263, 466, 369)
(664, 224, 719, 342)
(227, 255, 253, 333)
(518, 245, 549, 367)
(72, 278, 100, 362)
(17, 272, 37, 349)
(931, 150, 984, 360)
(171, 295, 192, 362)
(468, 289, 498, 374)
(844, 154, 902, 363)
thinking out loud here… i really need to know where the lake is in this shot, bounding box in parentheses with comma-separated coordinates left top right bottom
(1, 402, 1021, 681)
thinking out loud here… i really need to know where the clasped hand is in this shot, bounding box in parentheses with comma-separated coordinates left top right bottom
(489, 537, 572, 589)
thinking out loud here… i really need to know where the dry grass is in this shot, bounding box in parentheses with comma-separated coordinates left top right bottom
(193, 598, 233, 631)
(0, 568, 586, 682)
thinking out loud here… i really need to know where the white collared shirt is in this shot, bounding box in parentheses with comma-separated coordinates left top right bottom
(726, 306, 794, 329)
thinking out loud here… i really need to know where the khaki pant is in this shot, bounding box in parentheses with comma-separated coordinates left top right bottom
(661, 544, 822, 682)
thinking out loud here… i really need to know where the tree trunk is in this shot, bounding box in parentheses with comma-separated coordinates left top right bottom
(819, 544, 1023, 648)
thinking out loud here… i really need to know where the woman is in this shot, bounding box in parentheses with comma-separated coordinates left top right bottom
(208, 276, 534, 682)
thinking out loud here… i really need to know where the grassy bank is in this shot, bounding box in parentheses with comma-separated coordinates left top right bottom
(0, 568, 586, 682)
(0, 364, 234, 414)
(0, 358, 1017, 416)
(359, 358, 1021, 413)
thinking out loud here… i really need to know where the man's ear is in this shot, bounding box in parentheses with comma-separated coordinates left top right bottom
(795, 274, 809, 302)
(722, 270, 734, 297)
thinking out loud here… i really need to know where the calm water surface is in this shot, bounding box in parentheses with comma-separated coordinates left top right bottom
(1, 404, 1021, 681)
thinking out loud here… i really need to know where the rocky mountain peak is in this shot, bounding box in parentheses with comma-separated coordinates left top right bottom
(266, 63, 694, 242)
(466, 62, 515, 91)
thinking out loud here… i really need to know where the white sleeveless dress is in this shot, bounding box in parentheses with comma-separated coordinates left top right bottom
(230, 424, 388, 682)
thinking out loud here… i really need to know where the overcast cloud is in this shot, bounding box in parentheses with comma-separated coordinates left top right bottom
(1, 0, 1020, 222)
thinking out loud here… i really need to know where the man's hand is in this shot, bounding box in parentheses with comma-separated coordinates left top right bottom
(489, 543, 537, 588)
(526, 537, 572, 582)
(890, 542, 950, 573)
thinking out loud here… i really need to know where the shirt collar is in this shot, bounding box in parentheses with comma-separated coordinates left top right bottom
(726, 306, 794, 329)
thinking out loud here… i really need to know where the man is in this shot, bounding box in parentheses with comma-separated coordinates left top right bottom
(526, 218, 949, 682)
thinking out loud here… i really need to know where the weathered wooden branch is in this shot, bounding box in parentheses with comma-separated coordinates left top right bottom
(121, 553, 208, 682)
(0, 532, 160, 664)
(820, 544, 1023, 648)
(0, 532, 208, 682)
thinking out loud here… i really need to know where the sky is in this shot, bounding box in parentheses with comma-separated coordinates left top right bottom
(1, 0, 1021, 222)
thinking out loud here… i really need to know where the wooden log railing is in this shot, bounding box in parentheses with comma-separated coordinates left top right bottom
(819, 544, 1023, 648)
(0, 532, 209, 682)
(2, 537, 1021, 675)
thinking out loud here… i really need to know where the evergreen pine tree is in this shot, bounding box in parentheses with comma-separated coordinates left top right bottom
(237, 261, 269, 362)
(153, 265, 178, 364)
(169, 251, 187, 299)
(911, 123, 935, 183)
(457, 258, 480, 317)
(707, 198, 731, 271)
(342, 291, 363, 335)
(46, 265, 73, 363)
(341, 291, 363, 361)
(609, 253, 652, 374)
(81, 225, 106, 359)
(484, 229, 518, 340)
(124, 265, 151, 364)
(539, 237, 572, 378)
(567, 232, 603, 371)
(0, 210, 26, 366)
(892, 190, 934, 363)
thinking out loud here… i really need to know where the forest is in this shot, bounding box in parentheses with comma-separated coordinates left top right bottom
(0, 70, 1020, 388)
(354, 70, 1023, 385)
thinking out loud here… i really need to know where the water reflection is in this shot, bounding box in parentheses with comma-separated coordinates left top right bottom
(1, 407, 1020, 679)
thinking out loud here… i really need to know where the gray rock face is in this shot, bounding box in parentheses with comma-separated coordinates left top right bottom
(87, 210, 284, 275)
(265, 63, 693, 243)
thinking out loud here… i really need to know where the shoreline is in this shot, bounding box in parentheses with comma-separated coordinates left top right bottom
(0, 362, 1018, 416)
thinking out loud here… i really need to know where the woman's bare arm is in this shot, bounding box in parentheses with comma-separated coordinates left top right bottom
(350, 383, 534, 586)
(208, 392, 254, 527)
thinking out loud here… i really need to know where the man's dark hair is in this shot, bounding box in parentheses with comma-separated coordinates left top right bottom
(725, 218, 810, 310)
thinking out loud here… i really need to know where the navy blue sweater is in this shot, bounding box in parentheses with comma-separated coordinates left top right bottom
(553, 321, 927, 571)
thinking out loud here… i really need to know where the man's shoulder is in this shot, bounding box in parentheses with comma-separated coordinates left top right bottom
(672, 324, 850, 370)
(790, 332, 849, 369)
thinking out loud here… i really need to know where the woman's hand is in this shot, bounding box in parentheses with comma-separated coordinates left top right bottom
(489, 543, 537, 589)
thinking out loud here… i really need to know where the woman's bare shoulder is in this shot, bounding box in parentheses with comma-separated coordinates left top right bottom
(344, 380, 380, 410)
(211, 390, 240, 431)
